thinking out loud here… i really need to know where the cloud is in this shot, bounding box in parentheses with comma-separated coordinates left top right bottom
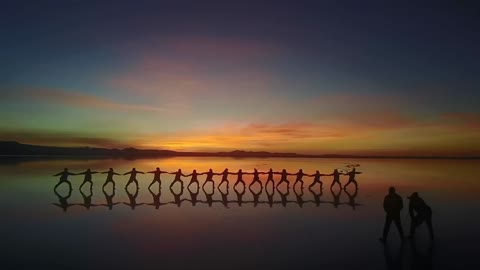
(7, 88, 168, 113)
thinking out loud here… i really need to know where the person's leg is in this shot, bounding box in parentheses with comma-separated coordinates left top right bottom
(148, 180, 155, 189)
(344, 180, 351, 189)
(393, 216, 404, 238)
(382, 215, 393, 240)
(79, 180, 86, 190)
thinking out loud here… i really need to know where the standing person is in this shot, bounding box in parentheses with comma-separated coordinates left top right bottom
(218, 168, 231, 188)
(408, 192, 434, 240)
(201, 168, 217, 189)
(328, 169, 343, 190)
(293, 169, 307, 188)
(101, 168, 120, 189)
(53, 168, 75, 190)
(186, 169, 202, 189)
(231, 169, 247, 188)
(344, 167, 362, 190)
(78, 168, 98, 190)
(380, 187, 405, 243)
(124, 168, 144, 189)
(169, 169, 185, 189)
(247, 168, 262, 189)
(275, 169, 293, 188)
(264, 168, 276, 188)
(307, 170, 324, 190)
(147, 167, 168, 189)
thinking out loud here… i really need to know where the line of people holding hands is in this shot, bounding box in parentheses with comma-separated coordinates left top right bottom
(54, 167, 362, 191)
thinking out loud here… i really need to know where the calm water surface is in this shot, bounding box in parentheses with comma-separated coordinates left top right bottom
(1, 158, 479, 269)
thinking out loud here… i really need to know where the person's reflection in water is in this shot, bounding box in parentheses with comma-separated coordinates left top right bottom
(219, 185, 230, 208)
(410, 239, 434, 270)
(53, 168, 74, 190)
(101, 168, 120, 189)
(309, 186, 323, 207)
(202, 180, 215, 207)
(147, 167, 168, 189)
(147, 186, 164, 209)
(294, 185, 304, 208)
(247, 168, 263, 190)
(78, 168, 98, 190)
(344, 167, 362, 190)
(188, 183, 199, 206)
(380, 187, 405, 243)
(234, 184, 246, 207)
(331, 187, 342, 208)
(408, 192, 434, 240)
(345, 187, 359, 210)
(383, 241, 404, 270)
(277, 184, 290, 207)
(79, 187, 96, 210)
(307, 170, 324, 190)
(249, 181, 263, 207)
(266, 182, 275, 208)
(102, 185, 119, 210)
(124, 168, 144, 189)
(123, 187, 143, 210)
(53, 187, 73, 212)
(170, 181, 184, 207)
(169, 169, 186, 189)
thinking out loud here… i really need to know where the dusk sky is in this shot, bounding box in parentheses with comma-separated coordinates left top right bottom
(1, 1, 479, 156)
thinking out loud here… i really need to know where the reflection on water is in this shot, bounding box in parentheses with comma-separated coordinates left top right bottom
(2, 157, 480, 269)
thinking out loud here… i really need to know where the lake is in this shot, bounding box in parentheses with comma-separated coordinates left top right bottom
(1, 157, 479, 269)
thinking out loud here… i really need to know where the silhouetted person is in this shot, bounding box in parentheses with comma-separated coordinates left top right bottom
(147, 167, 168, 189)
(186, 169, 202, 189)
(294, 186, 304, 208)
(201, 168, 216, 190)
(328, 169, 343, 190)
(53, 168, 74, 190)
(344, 168, 362, 190)
(218, 168, 232, 188)
(169, 169, 185, 189)
(345, 187, 359, 210)
(78, 168, 98, 190)
(408, 192, 434, 240)
(170, 182, 184, 207)
(247, 168, 262, 189)
(79, 187, 95, 210)
(249, 181, 263, 207)
(309, 187, 323, 207)
(124, 168, 144, 189)
(308, 170, 324, 190)
(53, 187, 73, 212)
(275, 169, 292, 188)
(101, 168, 120, 189)
(147, 187, 164, 209)
(232, 169, 247, 189)
(380, 187, 405, 243)
(331, 188, 342, 208)
(264, 168, 275, 187)
(266, 183, 275, 208)
(102, 187, 119, 210)
(124, 187, 143, 210)
(293, 169, 307, 188)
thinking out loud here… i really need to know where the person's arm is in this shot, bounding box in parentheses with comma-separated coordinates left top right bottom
(138, 171, 145, 174)
(123, 171, 131, 175)
(181, 173, 187, 177)
(147, 171, 155, 174)
(185, 173, 192, 177)
(306, 174, 315, 177)
(287, 173, 295, 176)
(91, 171, 99, 174)
(53, 172, 63, 176)
(160, 170, 168, 174)
(356, 171, 363, 174)
(259, 172, 266, 175)
(113, 172, 120, 175)
(101, 171, 108, 174)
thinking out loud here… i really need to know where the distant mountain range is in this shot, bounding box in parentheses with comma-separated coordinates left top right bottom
(0, 141, 478, 160)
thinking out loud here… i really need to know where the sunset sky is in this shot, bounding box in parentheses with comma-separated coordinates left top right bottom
(1, 1, 479, 156)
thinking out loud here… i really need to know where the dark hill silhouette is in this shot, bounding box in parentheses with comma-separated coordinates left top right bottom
(0, 141, 478, 160)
